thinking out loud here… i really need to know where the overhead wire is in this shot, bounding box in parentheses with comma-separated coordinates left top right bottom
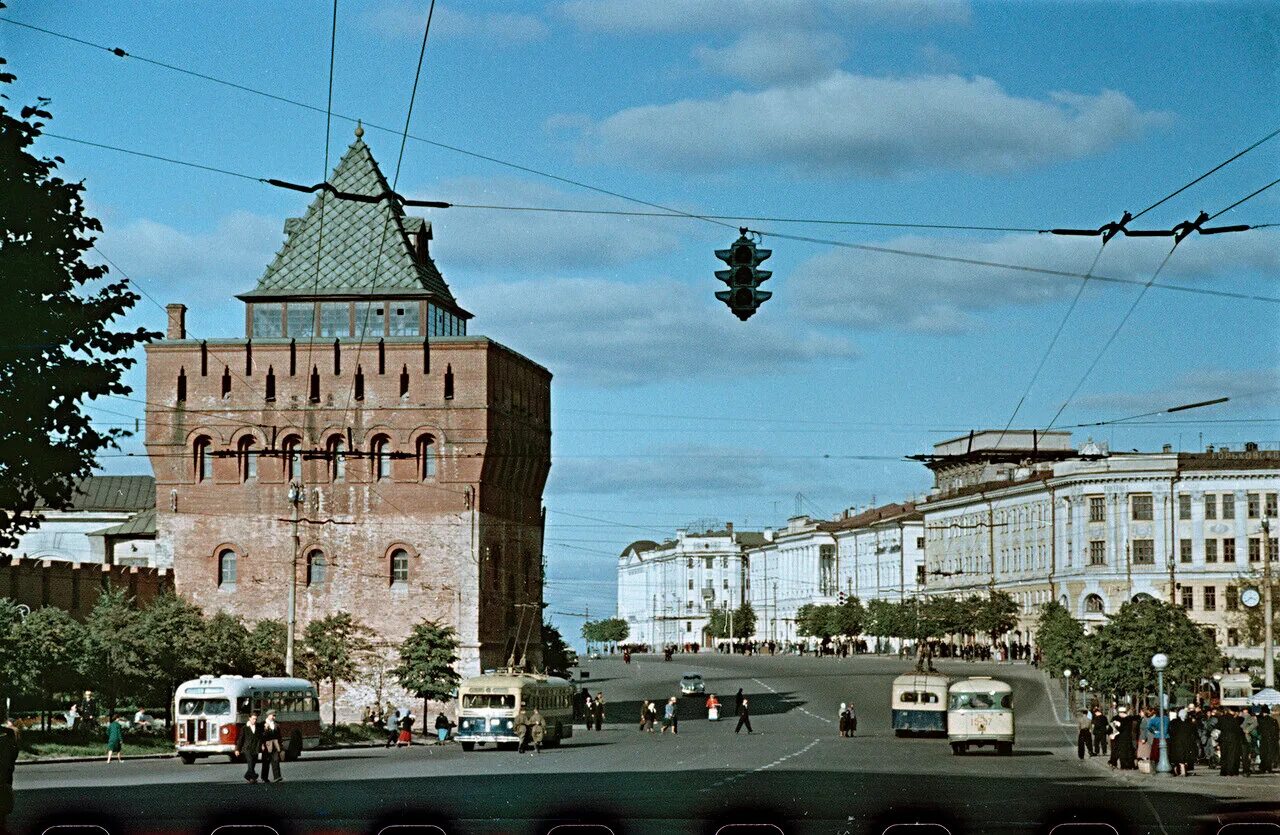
(1129, 125, 1280, 222)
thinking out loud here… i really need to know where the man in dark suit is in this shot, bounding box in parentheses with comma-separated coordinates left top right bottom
(235, 711, 262, 783)
(735, 698, 753, 734)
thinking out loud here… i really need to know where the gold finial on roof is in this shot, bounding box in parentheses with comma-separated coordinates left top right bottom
(354, 121, 364, 139)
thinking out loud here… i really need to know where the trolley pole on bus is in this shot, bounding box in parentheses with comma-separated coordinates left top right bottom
(285, 482, 303, 676)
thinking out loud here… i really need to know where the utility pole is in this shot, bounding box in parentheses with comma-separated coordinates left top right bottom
(285, 481, 303, 676)
(1264, 516, 1275, 688)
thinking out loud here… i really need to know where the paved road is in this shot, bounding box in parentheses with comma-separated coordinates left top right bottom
(13, 654, 1280, 835)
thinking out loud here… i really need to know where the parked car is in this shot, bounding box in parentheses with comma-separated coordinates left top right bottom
(680, 673, 705, 695)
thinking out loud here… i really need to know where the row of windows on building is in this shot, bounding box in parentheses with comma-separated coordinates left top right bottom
(1176, 583, 1251, 613)
(1081, 536, 1280, 566)
(1086, 492, 1278, 524)
(249, 301, 465, 340)
(216, 546, 413, 589)
(193, 434, 437, 483)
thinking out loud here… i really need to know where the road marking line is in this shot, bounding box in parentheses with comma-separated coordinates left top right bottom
(700, 737, 821, 792)
(753, 678, 833, 724)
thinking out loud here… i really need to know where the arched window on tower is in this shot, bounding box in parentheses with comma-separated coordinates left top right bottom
(372, 436, 391, 481)
(218, 549, 237, 587)
(238, 436, 257, 482)
(282, 435, 301, 483)
(328, 436, 346, 482)
(390, 548, 409, 586)
(194, 436, 212, 482)
(416, 435, 436, 480)
(307, 550, 326, 587)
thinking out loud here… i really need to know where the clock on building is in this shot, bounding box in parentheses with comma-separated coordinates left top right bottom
(1241, 587, 1261, 609)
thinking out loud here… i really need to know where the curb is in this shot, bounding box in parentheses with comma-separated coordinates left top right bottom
(15, 739, 404, 766)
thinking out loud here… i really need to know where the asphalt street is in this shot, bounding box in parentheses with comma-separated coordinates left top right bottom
(14, 654, 1280, 835)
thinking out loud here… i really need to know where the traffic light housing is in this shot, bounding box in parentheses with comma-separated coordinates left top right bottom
(714, 228, 772, 321)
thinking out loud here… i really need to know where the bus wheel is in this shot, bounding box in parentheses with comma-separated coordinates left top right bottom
(180, 753, 197, 765)
(997, 742, 1013, 756)
(460, 742, 475, 752)
(284, 730, 303, 761)
(894, 729, 905, 738)
(950, 742, 964, 756)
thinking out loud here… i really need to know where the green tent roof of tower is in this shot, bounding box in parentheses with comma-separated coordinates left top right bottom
(239, 131, 466, 316)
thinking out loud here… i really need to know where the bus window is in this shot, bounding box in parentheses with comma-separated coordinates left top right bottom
(950, 692, 1000, 710)
(921, 692, 939, 704)
(900, 692, 918, 703)
(179, 698, 231, 715)
(463, 694, 516, 709)
(237, 697, 251, 714)
(1000, 694, 1013, 709)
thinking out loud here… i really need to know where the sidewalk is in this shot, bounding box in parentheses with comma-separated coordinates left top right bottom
(15, 737, 427, 766)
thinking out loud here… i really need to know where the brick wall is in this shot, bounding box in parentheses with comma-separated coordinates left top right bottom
(0, 556, 173, 618)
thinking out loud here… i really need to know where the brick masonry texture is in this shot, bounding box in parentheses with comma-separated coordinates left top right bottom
(146, 334, 551, 719)
(1, 556, 173, 618)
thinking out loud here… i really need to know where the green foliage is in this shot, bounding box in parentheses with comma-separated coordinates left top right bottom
(972, 591, 1019, 641)
(392, 620, 461, 717)
(1225, 574, 1279, 646)
(301, 612, 374, 726)
(245, 619, 288, 676)
(78, 588, 146, 711)
(540, 622, 573, 676)
(1035, 601, 1086, 677)
(795, 604, 827, 638)
(866, 599, 908, 638)
(0, 599, 28, 719)
(16, 607, 83, 726)
(581, 617, 629, 646)
(732, 603, 756, 639)
(0, 61, 158, 551)
(1080, 598, 1221, 701)
(134, 593, 208, 716)
(202, 612, 252, 676)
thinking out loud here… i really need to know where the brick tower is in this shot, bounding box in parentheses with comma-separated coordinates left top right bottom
(145, 127, 551, 711)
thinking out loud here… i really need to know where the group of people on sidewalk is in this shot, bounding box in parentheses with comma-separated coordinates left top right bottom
(1076, 702, 1280, 777)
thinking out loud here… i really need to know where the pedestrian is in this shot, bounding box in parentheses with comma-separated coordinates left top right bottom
(65, 703, 79, 731)
(236, 710, 262, 783)
(847, 702, 857, 735)
(259, 710, 284, 783)
(0, 720, 18, 833)
(1110, 706, 1137, 770)
(105, 714, 124, 764)
(1090, 708, 1108, 757)
(735, 697, 753, 734)
(434, 712, 454, 744)
(645, 700, 658, 732)
(398, 711, 415, 747)
(1258, 706, 1279, 774)
(1170, 708, 1194, 776)
(529, 708, 546, 754)
(1076, 709, 1094, 759)
(384, 709, 400, 748)
(706, 693, 721, 722)
(592, 692, 605, 731)
(515, 707, 532, 753)
(639, 701, 649, 731)
(734, 688, 745, 718)
(1219, 707, 1244, 776)
(661, 697, 677, 734)
(839, 703, 849, 738)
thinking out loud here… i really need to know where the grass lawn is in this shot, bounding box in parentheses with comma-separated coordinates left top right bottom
(16, 729, 175, 761)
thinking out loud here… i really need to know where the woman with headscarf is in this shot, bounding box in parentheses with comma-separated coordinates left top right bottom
(1170, 707, 1195, 776)
(838, 703, 849, 737)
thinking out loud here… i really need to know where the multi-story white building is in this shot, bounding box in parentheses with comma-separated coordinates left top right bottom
(919, 431, 1279, 655)
(617, 525, 765, 647)
(742, 504, 926, 644)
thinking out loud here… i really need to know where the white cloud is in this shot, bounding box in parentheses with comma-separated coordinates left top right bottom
(96, 210, 280, 309)
(784, 227, 1280, 333)
(559, 0, 969, 33)
(424, 176, 695, 272)
(1073, 368, 1280, 417)
(575, 73, 1167, 176)
(365, 3, 548, 43)
(693, 29, 847, 86)
(464, 275, 859, 386)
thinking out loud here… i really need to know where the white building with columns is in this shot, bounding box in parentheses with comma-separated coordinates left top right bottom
(617, 525, 766, 647)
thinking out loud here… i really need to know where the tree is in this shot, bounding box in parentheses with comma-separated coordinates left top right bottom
(581, 618, 629, 651)
(0, 599, 29, 722)
(866, 599, 908, 640)
(0, 57, 157, 551)
(831, 598, 865, 638)
(135, 593, 208, 727)
(16, 606, 83, 730)
(245, 619, 287, 676)
(540, 622, 573, 677)
(1225, 574, 1280, 647)
(78, 588, 145, 713)
(973, 591, 1019, 643)
(301, 612, 373, 726)
(732, 603, 757, 639)
(1080, 598, 1220, 704)
(392, 621, 461, 722)
(202, 611, 252, 676)
(1035, 600, 1086, 678)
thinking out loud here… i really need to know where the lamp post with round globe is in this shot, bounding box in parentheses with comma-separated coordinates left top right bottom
(1152, 653, 1171, 774)
(1063, 668, 1073, 723)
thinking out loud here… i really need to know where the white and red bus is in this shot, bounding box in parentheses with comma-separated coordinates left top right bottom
(174, 675, 321, 764)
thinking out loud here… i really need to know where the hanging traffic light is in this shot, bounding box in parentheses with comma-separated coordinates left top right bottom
(714, 228, 772, 321)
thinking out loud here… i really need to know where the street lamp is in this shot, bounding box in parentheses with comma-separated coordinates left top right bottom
(1063, 668, 1073, 723)
(1152, 652, 1171, 774)
(1263, 516, 1274, 689)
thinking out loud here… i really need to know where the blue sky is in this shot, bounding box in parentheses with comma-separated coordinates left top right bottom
(4, 0, 1279, 645)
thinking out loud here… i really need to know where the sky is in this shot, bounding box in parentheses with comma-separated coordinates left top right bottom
(4, 0, 1279, 646)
